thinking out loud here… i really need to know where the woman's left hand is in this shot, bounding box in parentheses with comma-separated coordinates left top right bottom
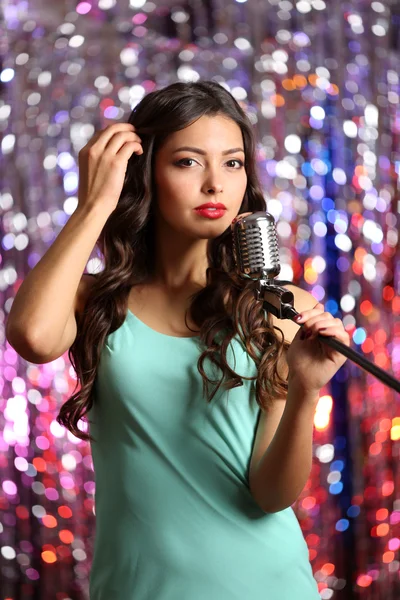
(286, 303, 351, 395)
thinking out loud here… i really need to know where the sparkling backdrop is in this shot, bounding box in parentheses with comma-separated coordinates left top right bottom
(1, 0, 400, 599)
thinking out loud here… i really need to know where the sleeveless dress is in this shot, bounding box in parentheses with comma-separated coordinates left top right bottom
(88, 298, 320, 600)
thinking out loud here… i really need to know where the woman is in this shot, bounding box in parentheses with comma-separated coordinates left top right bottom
(61, 81, 349, 598)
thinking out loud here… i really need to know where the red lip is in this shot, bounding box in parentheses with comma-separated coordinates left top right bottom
(195, 202, 226, 210)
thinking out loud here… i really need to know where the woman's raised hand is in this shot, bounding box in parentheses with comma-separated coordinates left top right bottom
(77, 123, 143, 214)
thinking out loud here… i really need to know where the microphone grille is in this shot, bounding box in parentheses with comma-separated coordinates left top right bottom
(232, 211, 281, 280)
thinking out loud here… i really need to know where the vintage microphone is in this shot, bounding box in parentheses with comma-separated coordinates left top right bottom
(231, 211, 400, 394)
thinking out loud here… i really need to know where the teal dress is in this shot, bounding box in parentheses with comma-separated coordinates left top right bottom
(88, 307, 320, 600)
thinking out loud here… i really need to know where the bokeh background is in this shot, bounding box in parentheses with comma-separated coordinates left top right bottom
(1, 0, 400, 598)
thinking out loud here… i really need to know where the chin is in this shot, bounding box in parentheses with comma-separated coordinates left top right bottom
(165, 214, 230, 240)
(195, 225, 229, 240)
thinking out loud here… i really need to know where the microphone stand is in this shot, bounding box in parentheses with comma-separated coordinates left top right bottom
(256, 280, 400, 394)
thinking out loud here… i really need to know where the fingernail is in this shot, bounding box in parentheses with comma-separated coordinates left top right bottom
(294, 314, 303, 322)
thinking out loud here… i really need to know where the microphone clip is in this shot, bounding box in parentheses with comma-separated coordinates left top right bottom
(255, 280, 299, 321)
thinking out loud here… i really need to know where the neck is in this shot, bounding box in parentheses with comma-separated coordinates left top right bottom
(150, 216, 209, 291)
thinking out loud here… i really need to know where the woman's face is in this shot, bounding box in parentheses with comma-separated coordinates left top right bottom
(153, 114, 248, 240)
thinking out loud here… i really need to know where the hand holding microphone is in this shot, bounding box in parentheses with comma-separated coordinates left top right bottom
(288, 302, 350, 395)
(231, 211, 400, 394)
(231, 212, 350, 395)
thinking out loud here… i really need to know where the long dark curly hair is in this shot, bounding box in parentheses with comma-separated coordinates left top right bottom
(57, 80, 291, 442)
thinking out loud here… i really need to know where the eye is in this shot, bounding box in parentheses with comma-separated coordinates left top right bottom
(175, 158, 197, 167)
(226, 159, 244, 169)
(174, 158, 244, 168)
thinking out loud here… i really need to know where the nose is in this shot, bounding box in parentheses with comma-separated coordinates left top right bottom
(206, 183, 223, 194)
(201, 164, 224, 194)
(202, 177, 223, 194)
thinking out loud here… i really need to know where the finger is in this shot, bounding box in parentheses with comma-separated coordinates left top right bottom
(103, 131, 142, 154)
(234, 212, 252, 220)
(106, 122, 137, 131)
(299, 320, 336, 340)
(315, 325, 351, 345)
(300, 312, 337, 330)
(118, 140, 144, 158)
(87, 123, 138, 152)
(231, 212, 252, 229)
(305, 328, 350, 350)
(302, 313, 344, 336)
(294, 303, 326, 323)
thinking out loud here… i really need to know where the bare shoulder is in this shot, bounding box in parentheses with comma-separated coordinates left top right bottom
(283, 283, 318, 311)
(74, 273, 98, 318)
(270, 283, 317, 344)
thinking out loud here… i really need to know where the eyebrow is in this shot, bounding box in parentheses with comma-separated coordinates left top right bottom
(172, 146, 245, 156)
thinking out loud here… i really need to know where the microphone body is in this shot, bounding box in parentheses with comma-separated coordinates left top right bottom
(231, 211, 400, 393)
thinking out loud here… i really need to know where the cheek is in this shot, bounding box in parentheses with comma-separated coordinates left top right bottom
(234, 174, 247, 200)
(155, 172, 192, 213)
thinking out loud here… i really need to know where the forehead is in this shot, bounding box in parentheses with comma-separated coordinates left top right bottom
(160, 114, 243, 150)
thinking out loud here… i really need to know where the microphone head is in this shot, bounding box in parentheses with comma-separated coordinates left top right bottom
(232, 211, 281, 280)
